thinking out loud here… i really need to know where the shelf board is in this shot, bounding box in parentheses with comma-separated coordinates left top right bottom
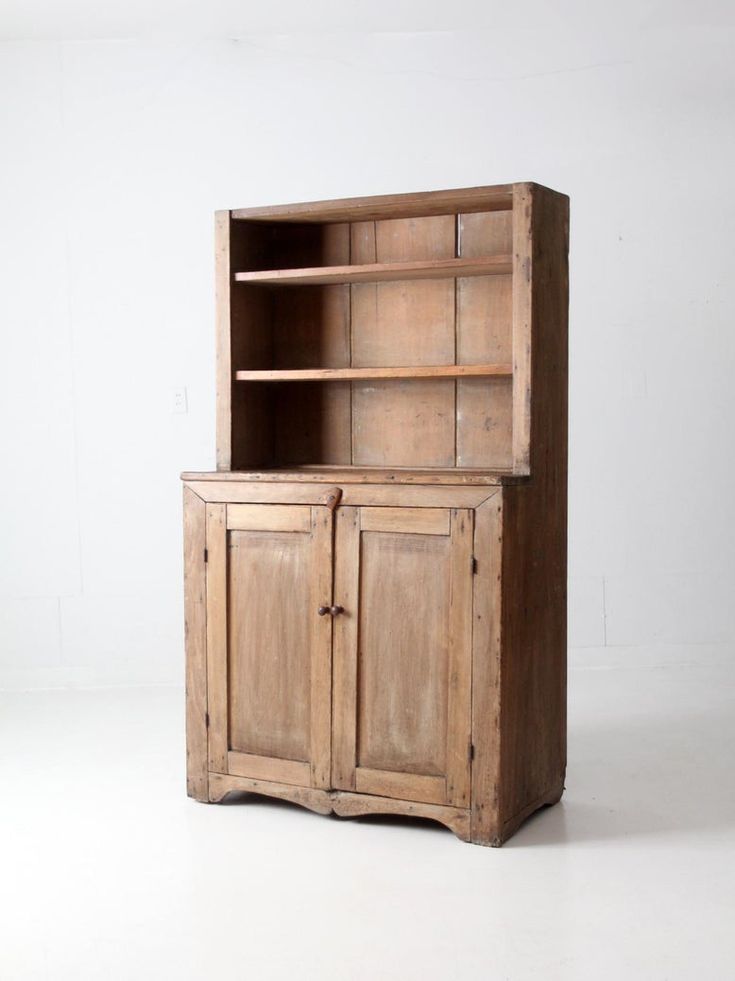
(234, 255, 512, 286)
(235, 364, 513, 383)
(181, 467, 527, 487)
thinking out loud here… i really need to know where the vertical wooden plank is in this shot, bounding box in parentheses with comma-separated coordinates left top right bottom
(496, 185, 569, 840)
(206, 503, 228, 773)
(470, 491, 503, 844)
(457, 210, 513, 468)
(351, 215, 456, 467)
(511, 183, 534, 474)
(183, 486, 208, 801)
(352, 380, 455, 467)
(331, 506, 360, 790)
(309, 506, 334, 788)
(446, 508, 474, 807)
(456, 377, 513, 469)
(214, 211, 232, 471)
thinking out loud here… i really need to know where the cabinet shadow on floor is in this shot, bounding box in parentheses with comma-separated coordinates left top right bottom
(212, 703, 735, 849)
(505, 706, 735, 848)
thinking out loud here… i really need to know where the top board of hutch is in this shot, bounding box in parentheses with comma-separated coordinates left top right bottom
(215, 182, 569, 482)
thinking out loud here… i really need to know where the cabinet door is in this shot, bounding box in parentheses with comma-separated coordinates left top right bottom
(332, 506, 473, 807)
(205, 503, 333, 788)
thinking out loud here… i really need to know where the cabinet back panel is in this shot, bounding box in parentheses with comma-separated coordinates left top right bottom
(273, 285, 350, 369)
(352, 379, 455, 467)
(456, 377, 513, 468)
(274, 382, 352, 465)
(357, 531, 450, 776)
(227, 529, 312, 760)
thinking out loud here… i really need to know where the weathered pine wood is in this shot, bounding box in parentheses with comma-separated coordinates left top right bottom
(183, 487, 208, 801)
(182, 468, 521, 485)
(184, 480, 501, 509)
(511, 183, 533, 474)
(227, 752, 311, 787)
(235, 255, 511, 286)
(235, 363, 512, 382)
(186, 182, 569, 845)
(227, 523, 312, 763)
(445, 509, 474, 808)
(354, 768, 447, 807)
(495, 184, 569, 842)
(332, 792, 471, 840)
(208, 772, 334, 814)
(232, 183, 514, 222)
(205, 503, 228, 772)
(208, 774, 471, 839)
(359, 506, 449, 535)
(214, 211, 232, 471)
(470, 491, 503, 844)
(309, 506, 334, 788)
(226, 503, 311, 532)
(330, 506, 360, 790)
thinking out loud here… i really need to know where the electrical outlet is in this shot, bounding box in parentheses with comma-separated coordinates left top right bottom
(172, 386, 188, 414)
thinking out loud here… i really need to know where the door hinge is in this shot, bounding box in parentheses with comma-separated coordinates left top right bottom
(469, 743, 475, 762)
(205, 712, 210, 729)
(471, 556, 478, 574)
(204, 548, 208, 564)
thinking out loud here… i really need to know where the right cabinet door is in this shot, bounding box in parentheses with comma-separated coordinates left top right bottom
(332, 506, 474, 808)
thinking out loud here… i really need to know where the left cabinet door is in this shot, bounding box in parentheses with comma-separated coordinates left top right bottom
(205, 503, 333, 789)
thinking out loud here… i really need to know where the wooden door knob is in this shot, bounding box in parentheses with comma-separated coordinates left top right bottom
(317, 606, 330, 616)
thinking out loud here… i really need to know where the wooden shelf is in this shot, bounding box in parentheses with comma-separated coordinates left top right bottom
(234, 255, 512, 286)
(235, 364, 513, 383)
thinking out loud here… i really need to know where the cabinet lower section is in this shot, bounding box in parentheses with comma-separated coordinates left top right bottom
(183, 475, 567, 847)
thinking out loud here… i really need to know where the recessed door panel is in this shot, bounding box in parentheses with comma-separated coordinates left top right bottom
(332, 506, 473, 806)
(358, 530, 450, 776)
(206, 503, 332, 788)
(228, 527, 312, 761)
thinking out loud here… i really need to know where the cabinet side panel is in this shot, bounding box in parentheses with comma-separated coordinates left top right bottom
(499, 185, 568, 833)
(183, 487, 208, 801)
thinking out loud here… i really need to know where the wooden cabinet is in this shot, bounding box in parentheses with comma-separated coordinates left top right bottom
(183, 183, 569, 845)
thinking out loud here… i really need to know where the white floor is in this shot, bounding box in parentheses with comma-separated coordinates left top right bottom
(2, 655, 734, 980)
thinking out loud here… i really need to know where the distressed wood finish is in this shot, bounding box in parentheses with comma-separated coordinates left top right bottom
(205, 504, 228, 773)
(235, 255, 511, 285)
(183, 487, 208, 801)
(185, 182, 569, 845)
(331, 505, 473, 808)
(235, 364, 511, 382)
(206, 501, 333, 788)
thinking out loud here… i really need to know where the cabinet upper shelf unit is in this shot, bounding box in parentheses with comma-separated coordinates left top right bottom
(234, 255, 512, 286)
(215, 182, 569, 477)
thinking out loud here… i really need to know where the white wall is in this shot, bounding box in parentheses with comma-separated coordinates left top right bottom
(1, 7, 734, 687)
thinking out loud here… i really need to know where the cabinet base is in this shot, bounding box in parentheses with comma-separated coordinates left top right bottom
(197, 771, 564, 845)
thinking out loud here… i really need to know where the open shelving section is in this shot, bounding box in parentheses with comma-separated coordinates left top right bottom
(215, 182, 564, 477)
